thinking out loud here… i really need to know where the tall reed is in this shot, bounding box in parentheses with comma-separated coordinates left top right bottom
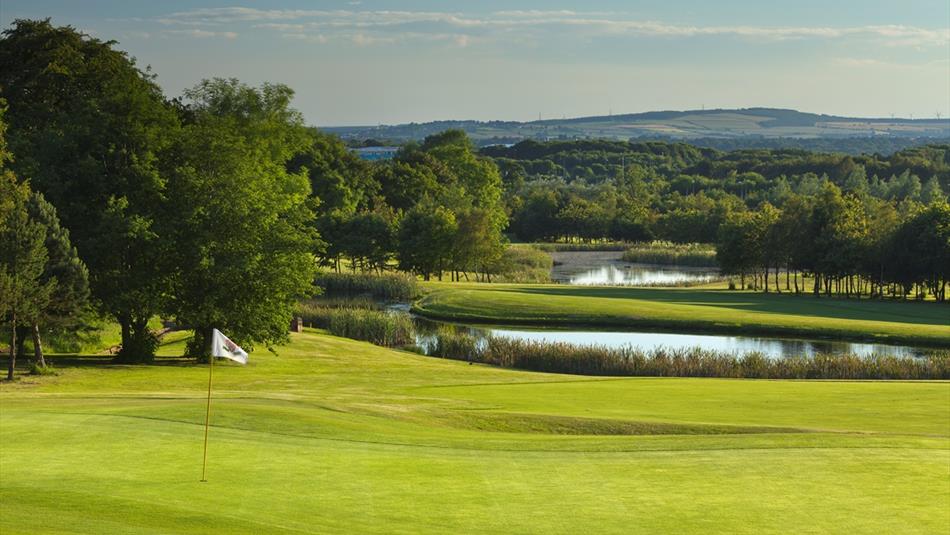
(323, 308, 414, 347)
(530, 242, 630, 252)
(426, 331, 950, 380)
(621, 241, 718, 267)
(314, 272, 419, 301)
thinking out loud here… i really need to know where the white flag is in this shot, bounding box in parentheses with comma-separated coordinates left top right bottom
(211, 328, 248, 365)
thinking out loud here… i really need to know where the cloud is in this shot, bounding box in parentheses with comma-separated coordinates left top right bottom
(164, 29, 238, 39)
(153, 8, 949, 48)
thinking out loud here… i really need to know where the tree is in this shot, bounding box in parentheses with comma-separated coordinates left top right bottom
(1, 125, 55, 379)
(397, 203, 457, 281)
(0, 19, 178, 362)
(716, 211, 760, 289)
(23, 192, 89, 366)
(452, 208, 507, 282)
(341, 208, 397, 273)
(920, 176, 947, 205)
(165, 79, 318, 359)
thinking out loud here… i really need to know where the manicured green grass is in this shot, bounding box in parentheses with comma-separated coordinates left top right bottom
(1, 330, 948, 533)
(414, 283, 950, 347)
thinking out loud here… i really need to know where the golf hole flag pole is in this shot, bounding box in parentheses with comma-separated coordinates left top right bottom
(201, 329, 248, 482)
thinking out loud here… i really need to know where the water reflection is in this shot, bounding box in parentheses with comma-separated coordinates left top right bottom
(569, 265, 718, 286)
(410, 317, 928, 360)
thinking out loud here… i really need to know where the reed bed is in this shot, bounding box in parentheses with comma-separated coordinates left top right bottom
(530, 242, 630, 252)
(325, 308, 414, 347)
(622, 241, 718, 267)
(295, 299, 412, 347)
(496, 247, 554, 283)
(425, 331, 950, 380)
(314, 272, 420, 301)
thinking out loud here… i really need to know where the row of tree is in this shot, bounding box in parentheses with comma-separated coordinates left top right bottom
(715, 183, 950, 301)
(491, 138, 948, 244)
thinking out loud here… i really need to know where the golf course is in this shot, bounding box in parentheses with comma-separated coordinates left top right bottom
(2, 329, 949, 534)
(414, 283, 950, 347)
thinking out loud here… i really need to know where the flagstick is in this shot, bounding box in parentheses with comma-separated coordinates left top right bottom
(200, 354, 215, 482)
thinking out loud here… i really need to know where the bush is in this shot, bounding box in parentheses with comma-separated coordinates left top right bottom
(314, 272, 419, 301)
(621, 241, 718, 267)
(424, 331, 950, 380)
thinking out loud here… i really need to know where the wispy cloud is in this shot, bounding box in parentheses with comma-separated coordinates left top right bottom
(163, 29, 238, 39)
(153, 7, 950, 48)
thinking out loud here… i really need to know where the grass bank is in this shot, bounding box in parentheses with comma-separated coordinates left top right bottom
(414, 283, 950, 347)
(1, 330, 948, 533)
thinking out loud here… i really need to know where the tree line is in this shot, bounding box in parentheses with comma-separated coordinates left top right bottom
(716, 183, 949, 301)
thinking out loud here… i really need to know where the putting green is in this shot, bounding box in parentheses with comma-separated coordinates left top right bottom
(1, 331, 948, 533)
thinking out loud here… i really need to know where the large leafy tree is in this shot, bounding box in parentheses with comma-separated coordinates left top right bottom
(0, 19, 178, 362)
(165, 79, 318, 358)
(397, 202, 457, 281)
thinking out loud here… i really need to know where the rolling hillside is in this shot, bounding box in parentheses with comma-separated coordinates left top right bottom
(325, 108, 950, 144)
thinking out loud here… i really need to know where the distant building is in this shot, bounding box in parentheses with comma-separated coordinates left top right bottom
(352, 146, 400, 161)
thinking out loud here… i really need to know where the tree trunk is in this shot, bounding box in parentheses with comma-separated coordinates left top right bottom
(7, 312, 16, 381)
(31, 323, 45, 368)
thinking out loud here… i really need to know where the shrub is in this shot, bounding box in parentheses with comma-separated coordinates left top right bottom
(621, 241, 718, 267)
(314, 272, 419, 301)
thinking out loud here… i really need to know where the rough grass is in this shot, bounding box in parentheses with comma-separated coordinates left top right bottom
(414, 283, 950, 347)
(1, 331, 948, 533)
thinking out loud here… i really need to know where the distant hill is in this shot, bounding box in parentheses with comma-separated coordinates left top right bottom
(324, 108, 950, 147)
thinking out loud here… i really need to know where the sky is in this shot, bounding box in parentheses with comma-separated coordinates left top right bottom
(2, 1, 949, 126)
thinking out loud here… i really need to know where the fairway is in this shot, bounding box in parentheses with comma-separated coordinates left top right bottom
(2, 331, 948, 534)
(414, 284, 950, 347)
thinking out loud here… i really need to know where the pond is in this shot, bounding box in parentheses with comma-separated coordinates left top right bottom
(405, 314, 930, 360)
(549, 251, 719, 286)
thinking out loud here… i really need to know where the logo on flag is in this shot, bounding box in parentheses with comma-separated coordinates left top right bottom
(211, 328, 248, 364)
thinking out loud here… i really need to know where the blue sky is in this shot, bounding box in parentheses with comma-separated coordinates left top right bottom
(2, 1, 948, 125)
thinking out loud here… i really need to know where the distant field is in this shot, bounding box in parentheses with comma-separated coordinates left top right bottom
(1, 331, 948, 533)
(326, 108, 950, 142)
(414, 283, 950, 347)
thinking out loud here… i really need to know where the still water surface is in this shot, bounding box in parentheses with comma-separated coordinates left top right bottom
(407, 316, 929, 359)
(549, 251, 719, 286)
